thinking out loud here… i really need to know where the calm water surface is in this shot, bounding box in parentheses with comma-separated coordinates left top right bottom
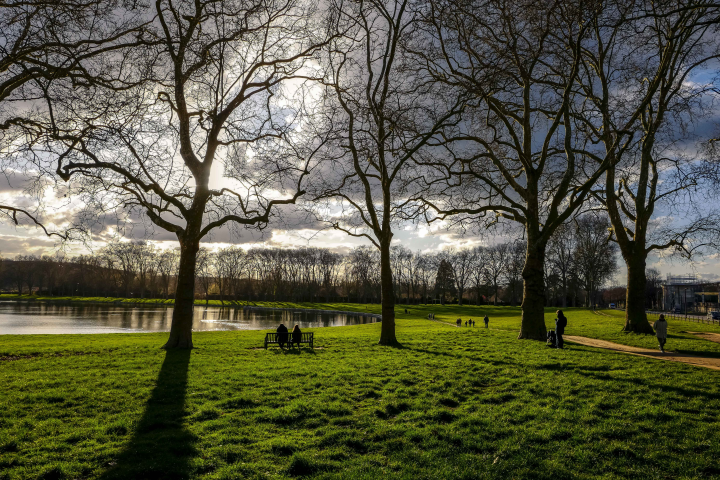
(0, 302, 378, 334)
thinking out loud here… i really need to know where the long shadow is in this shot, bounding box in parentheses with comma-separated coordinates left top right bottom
(400, 344, 516, 368)
(101, 349, 196, 480)
(575, 366, 720, 402)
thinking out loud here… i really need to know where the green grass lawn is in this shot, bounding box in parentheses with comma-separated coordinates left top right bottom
(1, 305, 720, 479)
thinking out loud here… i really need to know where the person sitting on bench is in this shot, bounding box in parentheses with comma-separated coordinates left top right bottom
(276, 323, 289, 349)
(291, 324, 302, 349)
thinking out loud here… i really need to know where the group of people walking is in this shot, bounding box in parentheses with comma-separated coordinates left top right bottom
(275, 323, 303, 349)
(456, 316, 490, 328)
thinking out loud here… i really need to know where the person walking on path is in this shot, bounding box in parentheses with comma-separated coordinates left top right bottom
(484, 315, 489, 328)
(555, 310, 567, 349)
(276, 323, 289, 350)
(653, 314, 668, 352)
(291, 324, 303, 349)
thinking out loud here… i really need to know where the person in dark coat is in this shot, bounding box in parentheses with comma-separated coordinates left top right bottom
(483, 315, 489, 328)
(276, 323, 289, 349)
(555, 310, 567, 349)
(291, 324, 302, 349)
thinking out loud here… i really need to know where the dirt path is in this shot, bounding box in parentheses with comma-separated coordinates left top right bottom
(564, 335, 720, 371)
(686, 331, 720, 344)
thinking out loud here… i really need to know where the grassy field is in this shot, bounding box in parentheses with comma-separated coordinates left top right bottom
(1, 305, 720, 479)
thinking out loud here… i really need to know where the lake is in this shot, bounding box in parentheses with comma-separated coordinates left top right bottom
(0, 302, 379, 334)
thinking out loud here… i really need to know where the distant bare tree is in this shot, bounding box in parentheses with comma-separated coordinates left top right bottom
(157, 250, 180, 300)
(470, 246, 487, 305)
(447, 248, 474, 306)
(102, 241, 139, 298)
(646, 268, 663, 310)
(415, 252, 436, 305)
(484, 244, 509, 306)
(195, 248, 214, 306)
(505, 241, 525, 306)
(574, 217, 618, 307)
(547, 224, 576, 308)
(216, 247, 246, 302)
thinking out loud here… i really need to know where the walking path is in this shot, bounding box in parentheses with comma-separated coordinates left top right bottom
(565, 336, 720, 371)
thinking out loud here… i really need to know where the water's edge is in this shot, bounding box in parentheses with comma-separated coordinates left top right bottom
(240, 305, 382, 320)
(0, 298, 382, 320)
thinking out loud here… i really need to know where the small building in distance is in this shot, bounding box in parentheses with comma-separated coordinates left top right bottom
(662, 274, 720, 313)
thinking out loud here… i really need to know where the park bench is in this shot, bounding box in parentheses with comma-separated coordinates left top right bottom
(264, 332, 314, 349)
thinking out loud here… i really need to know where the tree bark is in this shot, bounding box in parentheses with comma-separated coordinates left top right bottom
(378, 238, 398, 346)
(623, 252, 654, 333)
(518, 240, 547, 340)
(163, 237, 199, 349)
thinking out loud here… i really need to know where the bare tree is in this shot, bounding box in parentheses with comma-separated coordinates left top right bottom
(581, 1, 720, 332)
(416, 0, 626, 339)
(574, 216, 618, 307)
(18, 0, 335, 348)
(195, 248, 214, 306)
(134, 242, 157, 299)
(547, 224, 576, 308)
(447, 248, 474, 306)
(216, 246, 246, 302)
(646, 267, 663, 310)
(157, 249, 180, 300)
(310, 0, 466, 344)
(504, 241, 525, 306)
(415, 252, 436, 305)
(484, 243, 509, 306)
(102, 241, 139, 298)
(470, 246, 487, 305)
(0, 0, 152, 237)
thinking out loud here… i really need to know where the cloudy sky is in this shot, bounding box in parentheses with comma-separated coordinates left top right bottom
(2, 195, 718, 284)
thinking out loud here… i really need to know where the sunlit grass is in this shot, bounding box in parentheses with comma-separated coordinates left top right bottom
(1, 306, 720, 479)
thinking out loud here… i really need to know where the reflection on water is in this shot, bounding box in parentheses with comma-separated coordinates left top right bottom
(0, 302, 378, 334)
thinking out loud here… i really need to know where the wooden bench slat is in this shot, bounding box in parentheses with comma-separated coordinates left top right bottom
(264, 331, 314, 349)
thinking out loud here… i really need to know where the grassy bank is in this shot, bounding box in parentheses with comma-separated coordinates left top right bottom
(1, 307, 720, 479)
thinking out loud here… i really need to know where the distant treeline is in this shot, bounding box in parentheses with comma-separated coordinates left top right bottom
(1, 217, 630, 306)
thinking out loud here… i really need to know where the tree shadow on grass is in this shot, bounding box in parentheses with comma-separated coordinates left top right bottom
(100, 349, 196, 480)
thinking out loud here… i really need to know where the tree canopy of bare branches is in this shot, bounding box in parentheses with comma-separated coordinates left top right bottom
(8, 0, 336, 348)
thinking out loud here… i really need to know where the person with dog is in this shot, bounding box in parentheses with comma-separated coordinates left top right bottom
(555, 310, 567, 349)
(653, 314, 668, 352)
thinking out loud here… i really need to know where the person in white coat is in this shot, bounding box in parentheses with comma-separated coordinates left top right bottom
(653, 314, 668, 353)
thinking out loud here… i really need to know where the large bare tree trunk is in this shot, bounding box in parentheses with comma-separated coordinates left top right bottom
(623, 253, 654, 333)
(164, 237, 199, 349)
(379, 238, 398, 346)
(518, 240, 547, 340)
